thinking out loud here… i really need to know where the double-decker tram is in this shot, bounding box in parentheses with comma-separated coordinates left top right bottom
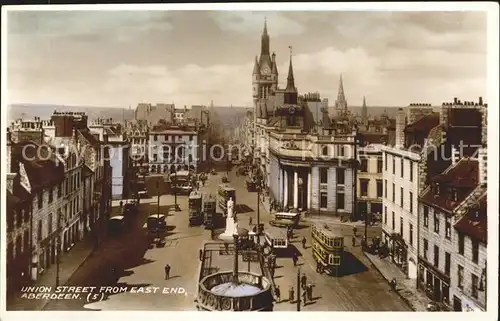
(311, 223, 344, 276)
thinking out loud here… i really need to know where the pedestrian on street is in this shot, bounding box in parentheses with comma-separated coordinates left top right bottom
(352, 236, 356, 247)
(199, 249, 203, 261)
(307, 284, 313, 301)
(390, 278, 397, 291)
(275, 285, 281, 302)
(301, 274, 307, 290)
(249, 216, 253, 226)
(119, 200, 123, 208)
(292, 253, 298, 266)
(302, 290, 307, 305)
(302, 236, 307, 249)
(289, 286, 295, 303)
(164, 264, 171, 280)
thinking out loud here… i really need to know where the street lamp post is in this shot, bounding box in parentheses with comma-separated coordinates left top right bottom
(296, 267, 301, 311)
(257, 181, 261, 248)
(174, 172, 180, 211)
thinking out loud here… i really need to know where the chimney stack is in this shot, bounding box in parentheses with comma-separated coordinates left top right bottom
(479, 97, 483, 105)
(395, 108, 406, 148)
(454, 97, 458, 104)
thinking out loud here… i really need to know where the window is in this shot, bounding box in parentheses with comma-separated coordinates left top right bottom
(400, 217, 403, 237)
(409, 192, 413, 213)
(360, 180, 368, 197)
(336, 168, 345, 185)
(360, 158, 368, 172)
(376, 180, 383, 198)
(392, 157, 395, 175)
(434, 212, 440, 233)
(423, 206, 429, 227)
(385, 153, 388, 171)
(458, 233, 464, 255)
(471, 274, 478, 299)
(189, 135, 193, 141)
(153, 154, 158, 162)
(37, 191, 43, 209)
(384, 206, 387, 224)
(434, 245, 439, 267)
(392, 183, 395, 202)
(377, 159, 383, 173)
(57, 183, 62, 198)
(445, 216, 451, 239)
(400, 158, 404, 177)
(423, 239, 428, 260)
(164, 135, 168, 141)
(37, 220, 42, 241)
(392, 211, 395, 230)
(409, 223, 413, 246)
(445, 252, 451, 276)
(457, 265, 464, 289)
(154, 135, 158, 141)
(47, 213, 53, 235)
(320, 192, 328, 209)
(337, 193, 345, 210)
(400, 187, 404, 207)
(320, 168, 328, 184)
(338, 145, 345, 157)
(472, 240, 479, 264)
(384, 180, 387, 198)
(410, 161, 413, 182)
(322, 146, 328, 156)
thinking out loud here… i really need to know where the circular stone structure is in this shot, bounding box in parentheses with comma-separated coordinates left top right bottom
(196, 271, 273, 311)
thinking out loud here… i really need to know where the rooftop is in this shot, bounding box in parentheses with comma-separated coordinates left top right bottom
(454, 193, 487, 243)
(420, 159, 479, 212)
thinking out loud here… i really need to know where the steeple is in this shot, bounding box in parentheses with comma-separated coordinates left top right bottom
(284, 46, 298, 105)
(335, 73, 348, 114)
(337, 73, 345, 102)
(253, 55, 260, 75)
(285, 46, 296, 92)
(271, 52, 278, 74)
(261, 18, 270, 56)
(361, 96, 368, 121)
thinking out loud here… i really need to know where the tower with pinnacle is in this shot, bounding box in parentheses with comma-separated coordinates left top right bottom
(252, 19, 278, 121)
(334, 74, 348, 116)
(361, 96, 368, 123)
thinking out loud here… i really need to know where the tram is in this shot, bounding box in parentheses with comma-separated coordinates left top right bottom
(270, 212, 300, 228)
(217, 184, 236, 215)
(264, 225, 288, 250)
(311, 223, 344, 276)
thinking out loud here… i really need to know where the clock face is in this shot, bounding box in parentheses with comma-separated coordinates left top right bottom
(261, 66, 270, 74)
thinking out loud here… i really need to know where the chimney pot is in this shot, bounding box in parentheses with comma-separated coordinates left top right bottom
(479, 97, 483, 105)
(453, 97, 458, 104)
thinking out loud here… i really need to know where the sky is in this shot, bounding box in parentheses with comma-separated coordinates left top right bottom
(6, 9, 488, 108)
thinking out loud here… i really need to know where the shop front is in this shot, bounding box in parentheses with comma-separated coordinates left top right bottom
(418, 259, 451, 311)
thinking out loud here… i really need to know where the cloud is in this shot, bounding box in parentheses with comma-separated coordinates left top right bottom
(7, 11, 173, 42)
(101, 62, 254, 107)
(209, 11, 306, 36)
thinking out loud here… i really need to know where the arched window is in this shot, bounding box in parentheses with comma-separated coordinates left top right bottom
(322, 146, 329, 156)
(151, 165, 157, 173)
(164, 165, 168, 173)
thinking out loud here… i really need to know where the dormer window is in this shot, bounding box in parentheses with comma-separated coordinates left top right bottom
(434, 183, 440, 195)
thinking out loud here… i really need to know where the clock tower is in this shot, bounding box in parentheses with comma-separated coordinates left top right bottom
(253, 19, 278, 120)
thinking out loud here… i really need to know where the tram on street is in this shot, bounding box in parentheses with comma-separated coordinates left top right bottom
(217, 184, 236, 215)
(188, 191, 203, 226)
(270, 212, 300, 228)
(264, 225, 288, 250)
(311, 223, 344, 276)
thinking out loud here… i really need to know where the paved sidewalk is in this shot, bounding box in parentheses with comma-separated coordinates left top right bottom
(7, 218, 108, 311)
(364, 252, 429, 311)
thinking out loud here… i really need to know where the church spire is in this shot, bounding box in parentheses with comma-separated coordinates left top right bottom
(335, 73, 348, 114)
(361, 96, 368, 120)
(285, 46, 296, 92)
